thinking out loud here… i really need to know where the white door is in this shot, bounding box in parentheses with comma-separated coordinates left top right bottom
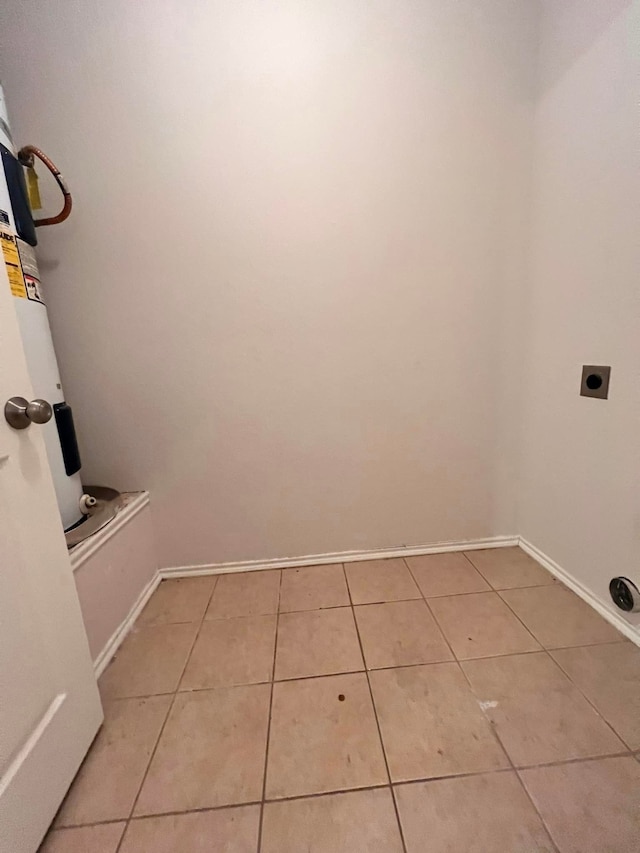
(0, 262, 102, 852)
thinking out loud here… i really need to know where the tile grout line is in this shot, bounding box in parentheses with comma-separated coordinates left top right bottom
(60, 559, 635, 846)
(461, 550, 556, 597)
(478, 589, 547, 654)
(422, 555, 634, 827)
(343, 563, 409, 853)
(438, 556, 594, 853)
(494, 584, 626, 653)
(450, 664, 561, 852)
(493, 582, 634, 755)
(113, 575, 220, 853)
(511, 768, 562, 853)
(400, 554, 504, 784)
(461, 548, 556, 596)
(55, 745, 637, 832)
(57, 801, 262, 831)
(90, 628, 633, 704)
(146, 579, 625, 621)
(401, 557, 462, 665)
(404, 553, 551, 661)
(401, 556, 563, 853)
(464, 550, 629, 648)
(93, 639, 631, 702)
(465, 693, 564, 853)
(81, 641, 596, 706)
(460, 549, 493, 587)
(540, 649, 634, 754)
(454, 554, 632, 750)
(460, 550, 511, 593)
(434, 554, 621, 853)
(256, 570, 283, 853)
(512, 745, 640, 853)
(510, 762, 564, 853)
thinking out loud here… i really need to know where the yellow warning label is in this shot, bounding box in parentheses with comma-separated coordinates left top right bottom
(0, 229, 27, 298)
(27, 166, 42, 211)
(6, 262, 27, 298)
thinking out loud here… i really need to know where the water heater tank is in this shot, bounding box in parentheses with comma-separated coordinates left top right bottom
(0, 83, 84, 530)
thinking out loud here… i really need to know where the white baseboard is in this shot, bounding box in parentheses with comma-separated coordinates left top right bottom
(70, 491, 150, 572)
(519, 538, 640, 646)
(91, 536, 516, 676)
(92, 570, 161, 678)
(92, 533, 638, 679)
(160, 535, 519, 579)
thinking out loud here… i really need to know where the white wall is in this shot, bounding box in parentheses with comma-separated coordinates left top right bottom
(519, 0, 640, 630)
(0, 1, 537, 567)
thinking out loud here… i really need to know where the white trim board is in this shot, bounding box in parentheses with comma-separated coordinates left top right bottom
(159, 535, 519, 578)
(519, 538, 640, 646)
(159, 534, 639, 647)
(70, 491, 150, 572)
(90, 532, 639, 677)
(91, 535, 515, 675)
(92, 571, 160, 678)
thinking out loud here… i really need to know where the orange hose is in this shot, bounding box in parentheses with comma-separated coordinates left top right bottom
(17, 145, 72, 227)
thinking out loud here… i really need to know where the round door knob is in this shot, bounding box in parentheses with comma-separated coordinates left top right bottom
(4, 396, 53, 429)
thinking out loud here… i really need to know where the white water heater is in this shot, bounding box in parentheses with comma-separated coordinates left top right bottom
(0, 83, 85, 530)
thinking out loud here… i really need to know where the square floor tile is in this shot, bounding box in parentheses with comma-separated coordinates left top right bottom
(345, 559, 421, 605)
(275, 608, 363, 680)
(40, 823, 125, 853)
(180, 615, 276, 690)
(138, 577, 216, 625)
(206, 570, 280, 619)
(429, 592, 540, 660)
(520, 757, 640, 853)
(135, 684, 270, 814)
(354, 600, 453, 669)
(369, 664, 508, 781)
(500, 585, 623, 648)
(99, 623, 198, 700)
(120, 805, 260, 853)
(266, 673, 387, 798)
(551, 642, 640, 750)
(465, 547, 555, 589)
(279, 564, 350, 612)
(462, 653, 625, 767)
(406, 552, 490, 598)
(262, 789, 403, 853)
(395, 772, 554, 853)
(56, 697, 170, 826)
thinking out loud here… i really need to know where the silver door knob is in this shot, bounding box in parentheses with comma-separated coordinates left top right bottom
(4, 396, 53, 430)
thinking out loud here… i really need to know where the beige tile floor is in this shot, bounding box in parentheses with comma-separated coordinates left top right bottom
(41, 547, 640, 852)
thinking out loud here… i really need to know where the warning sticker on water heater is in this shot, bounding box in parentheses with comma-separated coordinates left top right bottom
(24, 274, 44, 304)
(18, 239, 44, 304)
(0, 228, 27, 298)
